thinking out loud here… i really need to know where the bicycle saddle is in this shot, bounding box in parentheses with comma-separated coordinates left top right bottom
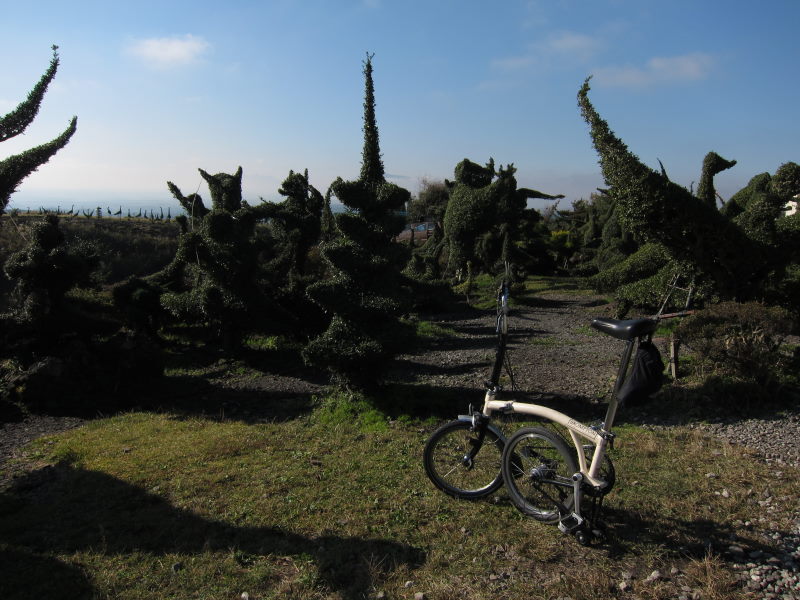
(590, 317, 658, 341)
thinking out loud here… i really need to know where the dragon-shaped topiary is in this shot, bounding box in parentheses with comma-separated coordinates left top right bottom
(442, 158, 563, 279)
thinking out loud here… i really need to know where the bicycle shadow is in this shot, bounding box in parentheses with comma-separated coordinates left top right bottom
(0, 462, 425, 599)
(628, 377, 800, 427)
(594, 505, 792, 563)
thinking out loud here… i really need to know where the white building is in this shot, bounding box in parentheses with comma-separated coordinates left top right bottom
(786, 193, 799, 216)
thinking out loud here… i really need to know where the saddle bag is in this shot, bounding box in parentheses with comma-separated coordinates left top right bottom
(617, 341, 665, 407)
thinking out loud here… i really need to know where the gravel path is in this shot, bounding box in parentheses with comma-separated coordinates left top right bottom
(0, 414, 85, 488)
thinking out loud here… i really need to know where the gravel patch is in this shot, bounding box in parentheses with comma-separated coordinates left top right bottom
(0, 414, 85, 488)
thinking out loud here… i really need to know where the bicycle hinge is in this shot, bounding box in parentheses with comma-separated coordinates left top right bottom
(471, 412, 489, 429)
(591, 425, 616, 448)
(484, 381, 502, 394)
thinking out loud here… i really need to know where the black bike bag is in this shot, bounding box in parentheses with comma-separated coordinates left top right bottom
(617, 341, 665, 407)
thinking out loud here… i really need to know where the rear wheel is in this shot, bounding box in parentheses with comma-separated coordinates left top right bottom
(501, 426, 578, 523)
(423, 420, 504, 499)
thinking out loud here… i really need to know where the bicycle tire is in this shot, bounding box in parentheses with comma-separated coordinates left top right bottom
(423, 419, 505, 500)
(501, 426, 578, 523)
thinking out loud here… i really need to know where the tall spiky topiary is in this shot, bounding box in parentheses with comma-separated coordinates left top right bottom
(304, 53, 412, 388)
(359, 52, 385, 185)
(0, 45, 77, 214)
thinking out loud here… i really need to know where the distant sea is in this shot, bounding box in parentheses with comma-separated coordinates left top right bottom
(6, 194, 347, 217)
(7, 194, 185, 218)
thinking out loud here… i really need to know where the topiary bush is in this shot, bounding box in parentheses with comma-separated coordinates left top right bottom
(578, 78, 763, 302)
(590, 242, 670, 293)
(676, 301, 795, 386)
(442, 158, 562, 280)
(0, 45, 76, 215)
(303, 53, 413, 389)
(3, 215, 94, 324)
(721, 172, 771, 218)
(149, 166, 300, 347)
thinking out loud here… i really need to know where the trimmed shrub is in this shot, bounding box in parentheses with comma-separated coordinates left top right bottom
(590, 242, 670, 293)
(676, 302, 794, 386)
(303, 54, 413, 389)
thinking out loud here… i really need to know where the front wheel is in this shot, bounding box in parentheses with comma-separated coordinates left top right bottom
(501, 426, 578, 523)
(423, 420, 504, 499)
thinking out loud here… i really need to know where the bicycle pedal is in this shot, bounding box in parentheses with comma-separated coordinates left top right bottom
(558, 513, 584, 534)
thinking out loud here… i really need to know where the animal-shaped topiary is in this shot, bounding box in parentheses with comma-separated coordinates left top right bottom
(153, 167, 281, 347)
(443, 158, 563, 277)
(580, 78, 800, 313)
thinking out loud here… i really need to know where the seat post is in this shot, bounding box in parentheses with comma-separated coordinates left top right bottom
(602, 338, 636, 431)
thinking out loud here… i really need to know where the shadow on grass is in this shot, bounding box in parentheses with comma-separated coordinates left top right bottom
(620, 376, 800, 427)
(0, 462, 425, 600)
(0, 546, 94, 599)
(596, 505, 794, 564)
(143, 375, 321, 423)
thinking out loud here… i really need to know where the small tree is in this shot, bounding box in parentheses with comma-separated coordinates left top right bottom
(3, 215, 92, 323)
(405, 178, 450, 279)
(0, 45, 77, 214)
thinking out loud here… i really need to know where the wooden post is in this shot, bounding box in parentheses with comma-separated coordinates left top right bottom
(669, 333, 680, 381)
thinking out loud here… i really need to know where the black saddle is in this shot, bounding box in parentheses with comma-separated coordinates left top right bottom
(590, 317, 658, 341)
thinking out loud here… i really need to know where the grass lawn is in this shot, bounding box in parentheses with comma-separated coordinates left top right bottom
(2, 397, 797, 599)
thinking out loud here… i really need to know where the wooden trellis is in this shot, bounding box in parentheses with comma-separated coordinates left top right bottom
(654, 272, 696, 380)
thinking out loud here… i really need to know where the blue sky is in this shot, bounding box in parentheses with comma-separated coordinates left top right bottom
(1, 0, 798, 213)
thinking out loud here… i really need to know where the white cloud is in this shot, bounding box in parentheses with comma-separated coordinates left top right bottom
(521, 0, 550, 29)
(544, 31, 601, 61)
(491, 30, 602, 72)
(491, 54, 538, 71)
(593, 52, 714, 87)
(127, 34, 210, 69)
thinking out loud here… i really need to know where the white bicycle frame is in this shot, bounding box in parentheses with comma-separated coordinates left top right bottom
(481, 335, 637, 490)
